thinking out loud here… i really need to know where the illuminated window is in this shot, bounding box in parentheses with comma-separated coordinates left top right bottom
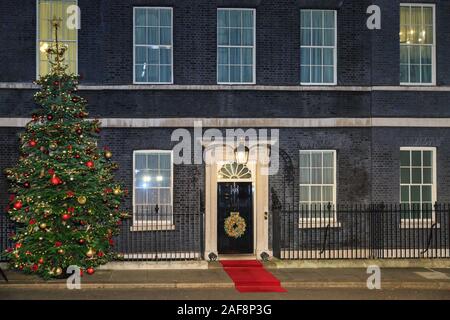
(133, 151, 173, 222)
(400, 4, 435, 84)
(37, 0, 78, 77)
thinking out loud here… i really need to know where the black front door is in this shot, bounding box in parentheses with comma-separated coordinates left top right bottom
(217, 182, 253, 254)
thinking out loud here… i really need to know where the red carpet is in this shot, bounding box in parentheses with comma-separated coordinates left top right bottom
(220, 260, 287, 293)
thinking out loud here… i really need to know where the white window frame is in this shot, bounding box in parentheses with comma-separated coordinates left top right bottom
(299, 150, 339, 228)
(399, 147, 437, 227)
(399, 3, 436, 86)
(217, 8, 256, 85)
(300, 9, 337, 86)
(36, 0, 78, 79)
(132, 150, 174, 229)
(133, 7, 174, 84)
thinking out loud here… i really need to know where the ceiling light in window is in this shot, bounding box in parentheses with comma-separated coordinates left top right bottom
(142, 175, 151, 182)
(40, 42, 49, 53)
(156, 176, 163, 181)
(141, 63, 147, 77)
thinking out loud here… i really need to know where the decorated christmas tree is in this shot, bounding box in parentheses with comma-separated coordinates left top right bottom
(3, 20, 127, 279)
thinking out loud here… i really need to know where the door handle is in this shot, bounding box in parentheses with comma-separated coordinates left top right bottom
(264, 212, 268, 220)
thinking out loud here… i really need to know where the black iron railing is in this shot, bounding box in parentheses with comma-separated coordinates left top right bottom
(273, 203, 450, 259)
(0, 205, 205, 262)
(115, 205, 205, 261)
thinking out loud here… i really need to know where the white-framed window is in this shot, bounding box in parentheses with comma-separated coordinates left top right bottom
(400, 147, 437, 220)
(133, 150, 173, 223)
(400, 4, 435, 85)
(133, 7, 173, 84)
(217, 8, 256, 84)
(300, 10, 337, 85)
(37, 0, 78, 78)
(299, 150, 337, 221)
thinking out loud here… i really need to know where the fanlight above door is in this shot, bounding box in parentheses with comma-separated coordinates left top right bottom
(218, 162, 252, 180)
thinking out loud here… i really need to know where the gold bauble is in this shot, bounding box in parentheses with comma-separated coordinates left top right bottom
(113, 188, 121, 195)
(49, 143, 57, 150)
(58, 249, 65, 254)
(86, 249, 95, 258)
(55, 267, 63, 275)
(105, 151, 113, 159)
(39, 223, 47, 229)
(77, 196, 87, 205)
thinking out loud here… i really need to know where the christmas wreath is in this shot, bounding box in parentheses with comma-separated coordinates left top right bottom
(224, 212, 246, 239)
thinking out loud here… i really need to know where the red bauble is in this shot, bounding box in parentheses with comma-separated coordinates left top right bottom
(62, 214, 71, 221)
(86, 267, 95, 275)
(79, 239, 85, 244)
(76, 129, 82, 135)
(29, 219, 36, 225)
(31, 114, 38, 121)
(23, 182, 30, 188)
(48, 169, 55, 175)
(28, 140, 37, 147)
(32, 264, 39, 272)
(75, 154, 81, 159)
(55, 241, 62, 247)
(13, 201, 23, 210)
(53, 81, 59, 86)
(97, 251, 104, 257)
(50, 175, 61, 185)
(80, 269, 84, 277)
(86, 161, 94, 168)
(15, 243, 22, 249)
(47, 114, 53, 121)
(38, 258, 44, 264)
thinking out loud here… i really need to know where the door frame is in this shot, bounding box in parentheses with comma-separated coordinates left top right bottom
(203, 141, 273, 259)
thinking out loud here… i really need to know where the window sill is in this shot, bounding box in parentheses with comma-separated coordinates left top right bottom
(400, 220, 440, 229)
(130, 223, 175, 231)
(298, 219, 341, 229)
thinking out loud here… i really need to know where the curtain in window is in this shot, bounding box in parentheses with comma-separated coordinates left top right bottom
(400, 5, 434, 84)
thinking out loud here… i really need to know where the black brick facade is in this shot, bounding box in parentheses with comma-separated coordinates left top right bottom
(1, 0, 450, 258)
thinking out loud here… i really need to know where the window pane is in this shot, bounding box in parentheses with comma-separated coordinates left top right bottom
(135, 27, 147, 44)
(400, 168, 410, 184)
(230, 66, 241, 82)
(218, 28, 229, 45)
(323, 11, 335, 28)
(401, 186, 410, 202)
(412, 168, 422, 184)
(410, 65, 420, 82)
(400, 46, 408, 64)
(312, 11, 322, 28)
(311, 168, 322, 184)
(322, 186, 333, 202)
(323, 29, 334, 46)
(218, 10, 228, 28)
(411, 151, 422, 166)
(421, 65, 432, 83)
(301, 10, 311, 28)
(312, 28, 323, 46)
(300, 168, 310, 184)
(311, 186, 321, 201)
(242, 11, 253, 27)
(160, 48, 171, 64)
(411, 185, 421, 202)
(410, 46, 420, 64)
(147, 9, 158, 26)
(301, 28, 311, 46)
(218, 65, 229, 82)
(135, 9, 146, 26)
(160, 27, 171, 45)
(301, 48, 310, 65)
(160, 9, 171, 26)
(423, 151, 432, 166)
(160, 66, 171, 82)
(301, 66, 310, 83)
(242, 28, 253, 46)
(242, 66, 253, 82)
(230, 47, 241, 64)
(311, 66, 322, 83)
(323, 168, 334, 184)
(400, 64, 409, 83)
(311, 48, 322, 65)
(242, 48, 252, 64)
(311, 152, 322, 167)
(135, 47, 146, 64)
(148, 48, 158, 64)
(400, 151, 411, 167)
(229, 28, 241, 45)
(323, 48, 333, 66)
(229, 10, 241, 27)
(218, 47, 229, 64)
(422, 186, 431, 202)
(322, 152, 333, 167)
(300, 186, 310, 202)
(300, 152, 310, 167)
(135, 65, 146, 82)
(423, 168, 432, 184)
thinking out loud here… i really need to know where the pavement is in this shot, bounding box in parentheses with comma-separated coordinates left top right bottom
(0, 264, 449, 293)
